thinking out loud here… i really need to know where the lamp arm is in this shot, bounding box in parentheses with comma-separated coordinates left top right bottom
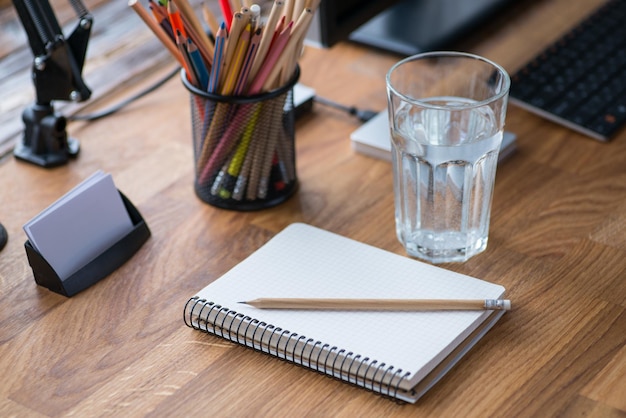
(11, 0, 93, 168)
(12, 0, 92, 104)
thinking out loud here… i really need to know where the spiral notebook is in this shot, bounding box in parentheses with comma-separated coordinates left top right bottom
(183, 223, 507, 403)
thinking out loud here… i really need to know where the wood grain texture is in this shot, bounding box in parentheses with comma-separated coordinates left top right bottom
(1, 0, 625, 416)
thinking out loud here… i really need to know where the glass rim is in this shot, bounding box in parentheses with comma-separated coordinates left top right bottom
(386, 51, 511, 110)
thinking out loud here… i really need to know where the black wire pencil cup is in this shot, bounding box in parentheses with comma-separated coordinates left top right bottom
(183, 67, 299, 210)
(131, 0, 320, 210)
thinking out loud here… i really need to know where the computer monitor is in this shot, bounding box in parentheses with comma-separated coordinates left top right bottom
(307, 1, 401, 49)
(307, 0, 513, 56)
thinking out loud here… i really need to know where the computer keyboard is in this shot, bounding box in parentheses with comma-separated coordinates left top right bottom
(509, 0, 626, 141)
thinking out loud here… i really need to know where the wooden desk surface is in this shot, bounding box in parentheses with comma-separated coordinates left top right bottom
(1, 0, 625, 416)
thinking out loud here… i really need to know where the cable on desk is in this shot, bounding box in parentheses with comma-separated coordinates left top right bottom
(68, 66, 181, 122)
(313, 95, 379, 123)
(68, 69, 378, 125)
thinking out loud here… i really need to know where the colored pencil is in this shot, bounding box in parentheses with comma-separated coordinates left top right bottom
(219, 103, 262, 198)
(187, 38, 209, 90)
(208, 22, 227, 93)
(202, 2, 220, 37)
(247, 20, 292, 94)
(133, 0, 323, 203)
(248, 1, 284, 82)
(218, 0, 234, 29)
(176, 31, 198, 86)
(129, 0, 184, 66)
(172, 0, 214, 64)
(233, 27, 262, 95)
(220, 23, 251, 95)
(263, 7, 313, 90)
(167, 1, 187, 39)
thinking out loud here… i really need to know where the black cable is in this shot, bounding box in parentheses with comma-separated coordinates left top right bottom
(313, 95, 379, 123)
(68, 66, 181, 122)
(67, 69, 378, 126)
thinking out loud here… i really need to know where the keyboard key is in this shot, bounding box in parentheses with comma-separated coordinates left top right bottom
(587, 103, 626, 137)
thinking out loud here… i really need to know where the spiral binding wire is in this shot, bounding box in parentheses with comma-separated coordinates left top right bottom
(184, 297, 413, 400)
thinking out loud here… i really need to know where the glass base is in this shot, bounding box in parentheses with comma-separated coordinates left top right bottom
(402, 234, 488, 263)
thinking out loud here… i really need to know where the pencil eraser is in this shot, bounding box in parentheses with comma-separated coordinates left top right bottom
(250, 4, 261, 17)
(503, 300, 512, 310)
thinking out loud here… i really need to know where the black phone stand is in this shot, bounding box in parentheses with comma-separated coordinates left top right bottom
(23, 192, 150, 297)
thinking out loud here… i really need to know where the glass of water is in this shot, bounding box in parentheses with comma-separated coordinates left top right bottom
(386, 52, 510, 263)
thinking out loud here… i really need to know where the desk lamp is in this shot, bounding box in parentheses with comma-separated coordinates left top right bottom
(12, 0, 92, 168)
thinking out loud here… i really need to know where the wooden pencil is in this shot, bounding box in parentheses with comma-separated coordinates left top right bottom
(202, 1, 221, 37)
(128, 0, 185, 66)
(256, 97, 283, 198)
(282, 0, 294, 24)
(220, 23, 251, 95)
(239, 298, 513, 311)
(262, 7, 313, 91)
(248, 20, 292, 94)
(292, 0, 305, 22)
(220, 12, 246, 87)
(172, 0, 214, 63)
(248, 0, 284, 82)
(232, 115, 263, 200)
(245, 102, 274, 200)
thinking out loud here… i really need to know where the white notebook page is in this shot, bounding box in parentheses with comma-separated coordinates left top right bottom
(192, 223, 506, 392)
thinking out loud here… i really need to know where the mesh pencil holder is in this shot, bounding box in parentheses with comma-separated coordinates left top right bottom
(182, 67, 299, 211)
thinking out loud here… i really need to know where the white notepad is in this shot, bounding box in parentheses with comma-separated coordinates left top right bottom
(23, 171, 134, 280)
(184, 223, 507, 402)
